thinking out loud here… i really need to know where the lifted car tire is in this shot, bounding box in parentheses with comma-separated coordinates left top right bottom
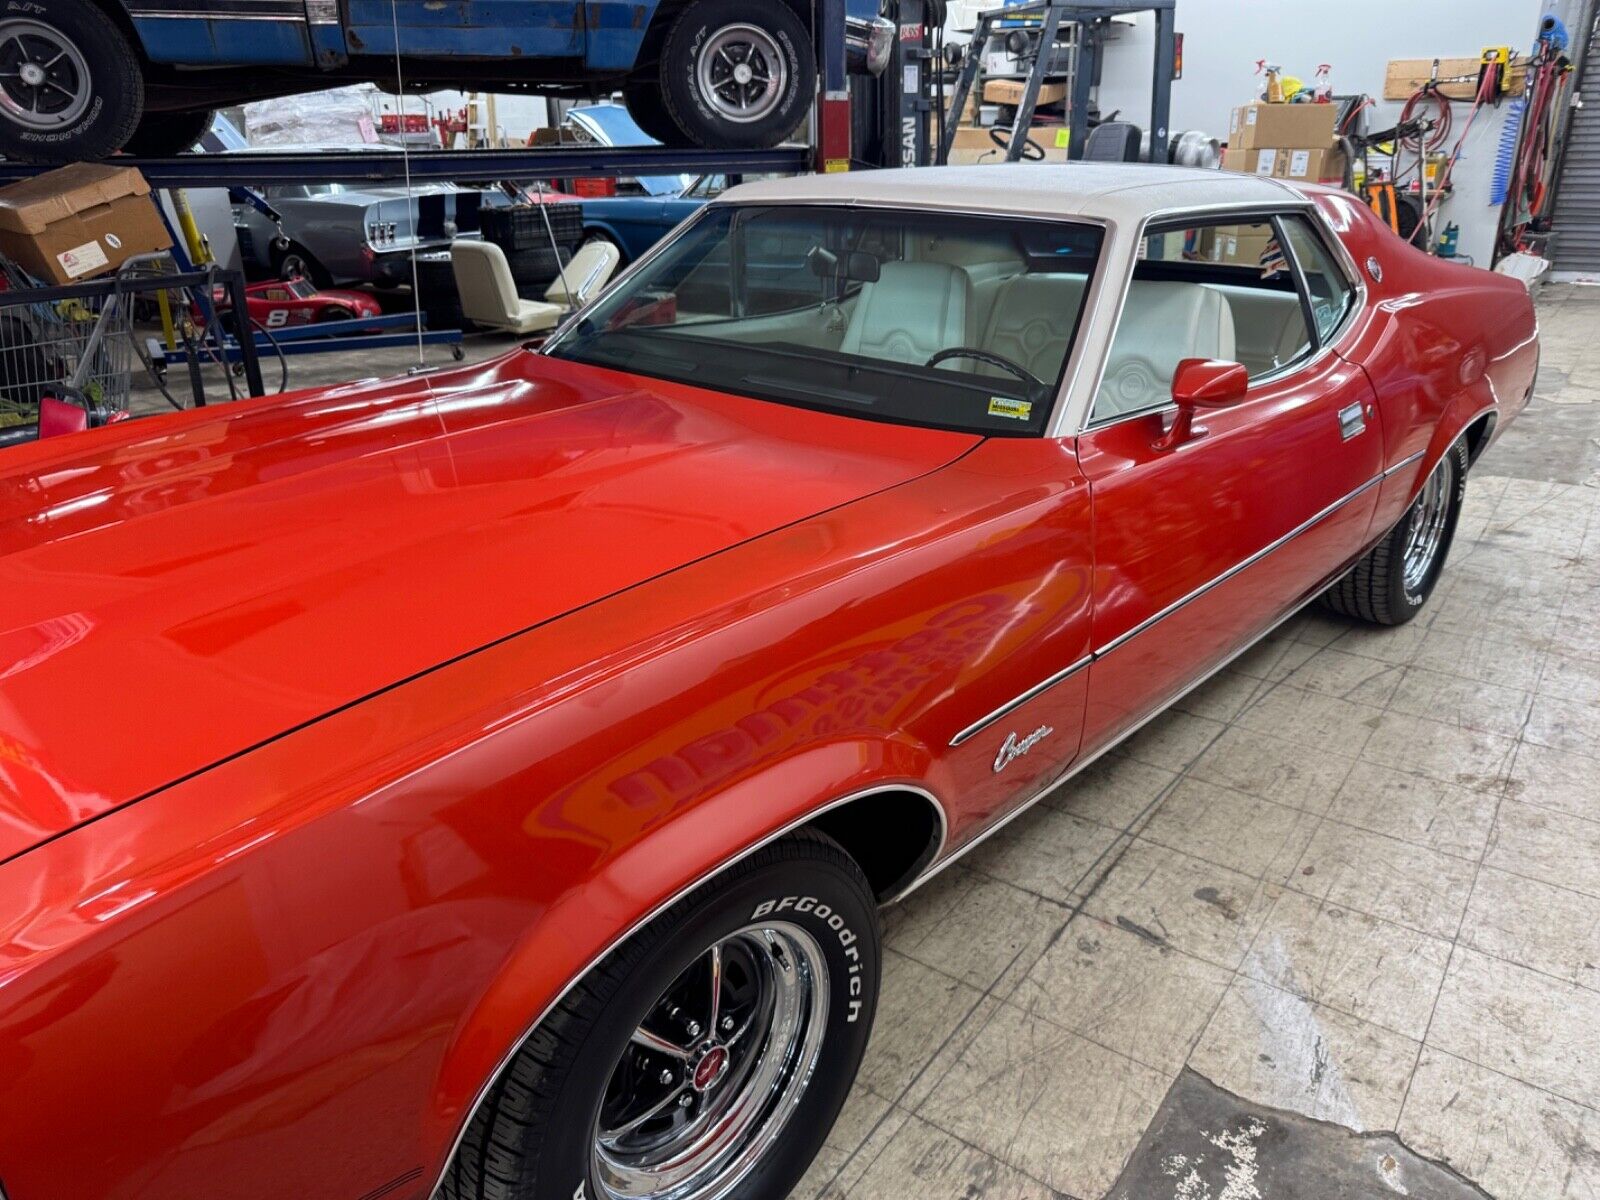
(124, 107, 216, 157)
(0, 0, 143, 163)
(1323, 439, 1468, 626)
(658, 0, 815, 150)
(622, 77, 691, 147)
(273, 243, 331, 289)
(437, 829, 880, 1200)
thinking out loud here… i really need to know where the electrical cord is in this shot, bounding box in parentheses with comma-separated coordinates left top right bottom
(1408, 67, 1496, 246)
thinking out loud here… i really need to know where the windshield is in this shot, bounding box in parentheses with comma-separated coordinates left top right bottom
(544, 204, 1103, 436)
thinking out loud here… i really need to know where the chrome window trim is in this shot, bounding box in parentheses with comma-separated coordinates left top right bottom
(946, 466, 1383, 750)
(428, 781, 947, 1197)
(542, 197, 1115, 439)
(1065, 198, 1368, 438)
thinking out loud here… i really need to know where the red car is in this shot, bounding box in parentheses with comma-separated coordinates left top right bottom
(197, 276, 384, 330)
(0, 166, 1535, 1200)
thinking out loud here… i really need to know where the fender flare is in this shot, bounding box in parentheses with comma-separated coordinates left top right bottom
(420, 737, 945, 1192)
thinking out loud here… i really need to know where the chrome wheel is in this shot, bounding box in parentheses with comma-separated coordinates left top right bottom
(592, 922, 829, 1200)
(1402, 454, 1454, 592)
(0, 20, 90, 132)
(695, 24, 788, 125)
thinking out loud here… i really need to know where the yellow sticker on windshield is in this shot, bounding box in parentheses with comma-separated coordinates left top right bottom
(988, 397, 1033, 420)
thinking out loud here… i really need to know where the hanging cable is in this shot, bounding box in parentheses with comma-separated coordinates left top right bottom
(389, 0, 427, 369)
(1408, 67, 1496, 246)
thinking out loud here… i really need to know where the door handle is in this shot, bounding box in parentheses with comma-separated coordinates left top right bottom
(1338, 401, 1367, 440)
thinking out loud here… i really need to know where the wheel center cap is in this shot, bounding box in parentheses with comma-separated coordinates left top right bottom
(732, 62, 754, 85)
(19, 63, 45, 87)
(691, 1045, 729, 1092)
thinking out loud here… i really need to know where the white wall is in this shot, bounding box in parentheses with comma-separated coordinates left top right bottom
(1093, 0, 1551, 264)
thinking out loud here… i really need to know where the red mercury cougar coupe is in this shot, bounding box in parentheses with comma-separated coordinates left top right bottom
(0, 165, 1536, 1200)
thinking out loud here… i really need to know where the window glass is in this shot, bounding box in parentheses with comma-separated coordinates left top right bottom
(1278, 216, 1356, 343)
(546, 204, 1104, 436)
(1091, 218, 1313, 424)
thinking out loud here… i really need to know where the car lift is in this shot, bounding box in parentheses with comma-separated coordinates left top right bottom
(935, 0, 1177, 165)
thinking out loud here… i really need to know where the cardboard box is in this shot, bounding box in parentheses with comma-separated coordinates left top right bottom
(1274, 146, 1347, 182)
(0, 164, 170, 285)
(946, 124, 1069, 164)
(983, 78, 1067, 107)
(1199, 224, 1277, 267)
(1228, 101, 1337, 151)
(1222, 147, 1281, 177)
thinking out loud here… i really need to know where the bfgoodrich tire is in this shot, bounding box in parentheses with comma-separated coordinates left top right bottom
(437, 830, 880, 1200)
(658, 0, 815, 150)
(0, 0, 143, 163)
(1323, 439, 1469, 626)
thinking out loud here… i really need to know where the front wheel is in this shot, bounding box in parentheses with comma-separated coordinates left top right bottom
(0, 1, 143, 162)
(658, 0, 816, 150)
(437, 830, 880, 1200)
(1323, 439, 1469, 625)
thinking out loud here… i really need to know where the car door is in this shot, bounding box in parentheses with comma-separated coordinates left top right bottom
(1075, 211, 1380, 752)
(343, 0, 584, 58)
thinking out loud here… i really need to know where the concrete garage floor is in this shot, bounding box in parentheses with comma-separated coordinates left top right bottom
(130, 286, 1600, 1199)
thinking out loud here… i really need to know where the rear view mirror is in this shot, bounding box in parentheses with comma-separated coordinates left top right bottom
(1155, 358, 1249, 451)
(807, 246, 881, 285)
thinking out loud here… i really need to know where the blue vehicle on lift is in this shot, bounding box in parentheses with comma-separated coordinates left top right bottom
(0, 0, 891, 163)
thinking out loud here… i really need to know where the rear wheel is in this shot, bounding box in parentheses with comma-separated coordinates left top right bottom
(124, 107, 215, 156)
(658, 0, 815, 150)
(437, 830, 880, 1200)
(316, 304, 355, 323)
(1323, 439, 1468, 625)
(0, 1, 142, 162)
(274, 243, 330, 289)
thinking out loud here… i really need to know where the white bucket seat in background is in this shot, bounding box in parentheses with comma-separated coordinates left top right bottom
(1095, 281, 1236, 419)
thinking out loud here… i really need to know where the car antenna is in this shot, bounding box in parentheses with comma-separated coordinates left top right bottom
(388, 0, 428, 370)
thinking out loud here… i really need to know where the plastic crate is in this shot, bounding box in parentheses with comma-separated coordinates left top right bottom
(482, 203, 584, 252)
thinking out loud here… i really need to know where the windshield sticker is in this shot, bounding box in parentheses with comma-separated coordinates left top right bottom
(988, 397, 1033, 421)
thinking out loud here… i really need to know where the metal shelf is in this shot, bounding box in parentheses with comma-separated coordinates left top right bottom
(0, 144, 813, 188)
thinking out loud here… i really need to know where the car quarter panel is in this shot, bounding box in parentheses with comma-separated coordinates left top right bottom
(1311, 188, 1538, 528)
(0, 427, 1092, 1200)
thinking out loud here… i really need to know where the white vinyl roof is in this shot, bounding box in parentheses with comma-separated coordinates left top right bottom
(716, 163, 1307, 224)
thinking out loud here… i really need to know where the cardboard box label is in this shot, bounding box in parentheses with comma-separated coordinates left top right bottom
(1289, 149, 1310, 177)
(57, 240, 109, 279)
(1246, 108, 1258, 125)
(1255, 149, 1277, 177)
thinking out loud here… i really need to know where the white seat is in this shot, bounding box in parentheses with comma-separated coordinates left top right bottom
(545, 238, 621, 307)
(978, 273, 1088, 381)
(840, 261, 972, 366)
(451, 240, 564, 334)
(1094, 281, 1237, 419)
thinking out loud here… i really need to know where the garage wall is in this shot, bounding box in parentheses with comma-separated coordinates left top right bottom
(1094, 0, 1551, 265)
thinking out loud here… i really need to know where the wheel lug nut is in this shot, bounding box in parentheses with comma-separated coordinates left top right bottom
(720, 1017, 734, 1033)
(685, 1021, 701, 1038)
(659, 1069, 674, 1085)
(678, 1093, 694, 1108)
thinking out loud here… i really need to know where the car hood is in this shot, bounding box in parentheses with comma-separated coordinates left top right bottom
(0, 353, 978, 861)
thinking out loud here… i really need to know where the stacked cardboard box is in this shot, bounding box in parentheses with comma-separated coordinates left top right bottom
(0, 164, 170, 285)
(1223, 102, 1345, 184)
(1197, 223, 1278, 267)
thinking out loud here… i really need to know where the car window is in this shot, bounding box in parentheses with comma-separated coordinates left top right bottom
(1278, 215, 1356, 344)
(546, 204, 1104, 437)
(1091, 218, 1313, 424)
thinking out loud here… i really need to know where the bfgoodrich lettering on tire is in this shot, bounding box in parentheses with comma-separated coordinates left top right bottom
(1323, 438, 1469, 626)
(0, 0, 143, 163)
(436, 830, 880, 1200)
(658, 0, 815, 150)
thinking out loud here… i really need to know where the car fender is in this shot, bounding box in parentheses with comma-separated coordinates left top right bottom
(419, 735, 941, 1180)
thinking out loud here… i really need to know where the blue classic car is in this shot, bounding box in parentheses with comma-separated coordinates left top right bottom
(1, 0, 890, 162)
(582, 173, 788, 263)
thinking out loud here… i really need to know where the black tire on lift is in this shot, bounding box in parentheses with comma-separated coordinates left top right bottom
(124, 108, 217, 156)
(0, 0, 144, 162)
(657, 0, 816, 150)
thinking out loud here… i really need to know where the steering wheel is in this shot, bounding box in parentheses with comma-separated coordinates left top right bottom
(988, 125, 1046, 161)
(924, 347, 1043, 390)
